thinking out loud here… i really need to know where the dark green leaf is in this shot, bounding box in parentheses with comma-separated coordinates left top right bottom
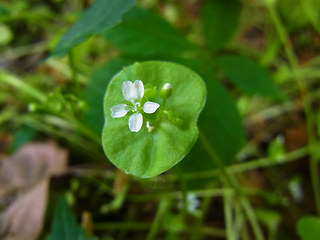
(216, 55, 284, 99)
(103, 8, 194, 57)
(84, 58, 133, 134)
(181, 72, 245, 173)
(0, 5, 9, 17)
(102, 61, 207, 178)
(201, 0, 241, 52)
(51, 0, 136, 57)
(10, 125, 37, 152)
(296, 216, 320, 240)
(46, 196, 96, 240)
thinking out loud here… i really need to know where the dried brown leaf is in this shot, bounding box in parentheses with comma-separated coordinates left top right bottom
(0, 141, 68, 240)
(0, 180, 48, 240)
(0, 141, 67, 198)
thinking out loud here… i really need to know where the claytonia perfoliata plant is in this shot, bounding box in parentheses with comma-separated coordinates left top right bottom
(103, 61, 206, 177)
(110, 80, 160, 132)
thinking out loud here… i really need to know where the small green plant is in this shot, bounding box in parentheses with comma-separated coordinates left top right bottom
(102, 61, 206, 177)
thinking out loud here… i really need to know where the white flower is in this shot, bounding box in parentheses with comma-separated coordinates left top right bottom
(110, 80, 160, 132)
(178, 193, 201, 213)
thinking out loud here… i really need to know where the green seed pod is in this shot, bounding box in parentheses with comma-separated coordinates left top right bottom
(77, 100, 88, 111)
(160, 83, 172, 99)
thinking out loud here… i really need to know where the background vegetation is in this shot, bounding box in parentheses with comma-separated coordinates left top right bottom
(1, 0, 320, 239)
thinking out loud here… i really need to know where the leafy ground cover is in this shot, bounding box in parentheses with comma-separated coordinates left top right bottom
(1, 0, 320, 239)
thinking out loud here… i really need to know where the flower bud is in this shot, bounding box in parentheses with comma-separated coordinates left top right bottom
(77, 100, 88, 111)
(160, 83, 172, 99)
(28, 103, 38, 112)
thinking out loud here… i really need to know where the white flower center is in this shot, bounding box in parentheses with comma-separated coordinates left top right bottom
(133, 102, 140, 112)
(110, 80, 161, 132)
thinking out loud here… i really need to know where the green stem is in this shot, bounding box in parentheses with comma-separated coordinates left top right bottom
(240, 197, 264, 239)
(0, 71, 46, 102)
(23, 115, 104, 160)
(182, 147, 308, 181)
(127, 189, 227, 202)
(190, 195, 212, 240)
(267, 4, 320, 215)
(176, 167, 188, 216)
(46, 58, 88, 84)
(234, 201, 247, 240)
(146, 199, 170, 240)
(38, 113, 101, 149)
(228, 147, 308, 173)
(68, 116, 101, 145)
(100, 178, 130, 214)
(0, 70, 100, 145)
(68, 50, 79, 91)
(267, 6, 298, 68)
(199, 130, 264, 240)
(224, 189, 235, 240)
(0, 41, 46, 61)
(0, 108, 16, 125)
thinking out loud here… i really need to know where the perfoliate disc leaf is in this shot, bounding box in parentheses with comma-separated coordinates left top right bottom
(102, 61, 207, 178)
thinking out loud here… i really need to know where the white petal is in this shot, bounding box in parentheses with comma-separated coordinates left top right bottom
(133, 80, 144, 99)
(143, 101, 160, 114)
(110, 104, 130, 118)
(122, 80, 144, 102)
(122, 81, 135, 102)
(128, 113, 143, 132)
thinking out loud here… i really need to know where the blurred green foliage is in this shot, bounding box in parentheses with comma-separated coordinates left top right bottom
(0, 0, 320, 239)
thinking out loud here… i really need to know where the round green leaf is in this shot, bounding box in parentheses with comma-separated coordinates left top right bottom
(296, 216, 320, 240)
(102, 61, 207, 178)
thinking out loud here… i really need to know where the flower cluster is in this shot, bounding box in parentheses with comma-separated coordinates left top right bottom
(110, 80, 160, 132)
